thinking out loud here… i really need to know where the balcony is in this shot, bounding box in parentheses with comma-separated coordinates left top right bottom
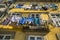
(0, 13, 49, 32)
(22, 20, 49, 32)
(0, 19, 49, 33)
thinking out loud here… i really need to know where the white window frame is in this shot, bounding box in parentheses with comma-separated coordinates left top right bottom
(0, 34, 14, 40)
(29, 13, 40, 18)
(28, 35, 44, 40)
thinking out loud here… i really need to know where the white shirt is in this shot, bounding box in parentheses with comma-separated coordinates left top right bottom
(11, 15, 22, 23)
(23, 5, 32, 9)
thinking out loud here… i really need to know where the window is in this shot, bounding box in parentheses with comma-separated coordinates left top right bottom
(49, 13, 60, 27)
(29, 13, 40, 25)
(37, 37, 42, 40)
(0, 34, 14, 40)
(5, 36, 11, 39)
(28, 35, 44, 40)
(0, 35, 4, 39)
(0, 31, 15, 40)
(31, 14, 35, 18)
(36, 14, 39, 18)
(30, 37, 35, 40)
(29, 13, 40, 18)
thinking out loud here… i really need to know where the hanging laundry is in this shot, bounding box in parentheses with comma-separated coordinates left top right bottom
(31, 17, 35, 25)
(27, 17, 34, 24)
(38, 5, 42, 10)
(11, 15, 17, 22)
(50, 4, 58, 10)
(42, 6, 48, 10)
(16, 4, 23, 8)
(23, 5, 32, 10)
(19, 17, 26, 25)
(35, 6, 39, 10)
(31, 4, 38, 10)
(34, 17, 40, 25)
(15, 16, 22, 23)
(44, 4, 50, 9)
(16, 6, 22, 8)
(11, 15, 22, 23)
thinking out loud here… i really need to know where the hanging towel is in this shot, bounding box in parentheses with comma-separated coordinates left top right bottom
(19, 17, 26, 24)
(27, 17, 33, 24)
(34, 17, 40, 25)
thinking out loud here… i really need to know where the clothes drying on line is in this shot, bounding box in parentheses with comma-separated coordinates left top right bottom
(42, 6, 48, 10)
(11, 15, 22, 23)
(16, 4, 23, 8)
(16, 5, 22, 8)
(50, 4, 58, 10)
(34, 17, 40, 25)
(19, 17, 26, 24)
(26, 17, 34, 24)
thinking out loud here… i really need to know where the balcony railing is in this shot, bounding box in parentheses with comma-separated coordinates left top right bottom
(22, 20, 49, 32)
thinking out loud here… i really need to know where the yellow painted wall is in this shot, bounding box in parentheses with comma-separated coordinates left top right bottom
(40, 13, 49, 20)
(1, 11, 59, 40)
(14, 31, 25, 40)
(13, 12, 60, 40)
(0, 2, 60, 40)
(45, 32, 57, 40)
(13, 25, 60, 40)
(22, 13, 29, 17)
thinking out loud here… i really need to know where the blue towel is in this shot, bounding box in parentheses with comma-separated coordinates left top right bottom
(19, 17, 26, 24)
(27, 17, 34, 24)
(28, 18, 33, 22)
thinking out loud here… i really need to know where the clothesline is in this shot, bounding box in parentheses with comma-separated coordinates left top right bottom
(2, 15, 41, 26)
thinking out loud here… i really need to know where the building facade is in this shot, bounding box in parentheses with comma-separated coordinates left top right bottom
(0, 2, 60, 40)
